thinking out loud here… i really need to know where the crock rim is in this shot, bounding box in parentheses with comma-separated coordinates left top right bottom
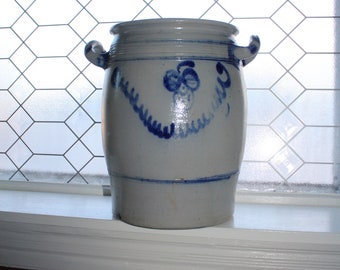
(110, 18, 239, 36)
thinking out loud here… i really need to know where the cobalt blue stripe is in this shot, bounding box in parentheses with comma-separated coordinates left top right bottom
(112, 39, 236, 45)
(111, 170, 239, 184)
(111, 56, 239, 67)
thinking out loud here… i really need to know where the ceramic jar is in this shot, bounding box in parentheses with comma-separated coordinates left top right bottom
(85, 18, 260, 229)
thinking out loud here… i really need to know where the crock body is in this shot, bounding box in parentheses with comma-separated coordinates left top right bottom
(85, 19, 260, 229)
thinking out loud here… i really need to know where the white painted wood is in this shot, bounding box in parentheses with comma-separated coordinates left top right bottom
(0, 189, 339, 270)
(0, 180, 105, 195)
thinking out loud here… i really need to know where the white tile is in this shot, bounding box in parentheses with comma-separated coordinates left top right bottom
(290, 127, 340, 163)
(0, 91, 19, 121)
(218, 0, 285, 18)
(150, 0, 215, 18)
(289, 163, 334, 185)
(65, 141, 93, 171)
(271, 1, 304, 33)
(26, 25, 81, 57)
(271, 73, 304, 105)
(24, 58, 79, 89)
(291, 18, 338, 53)
(243, 54, 285, 88)
(22, 123, 77, 154)
(290, 54, 339, 89)
(27, 0, 82, 25)
(270, 147, 303, 178)
(290, 90, 339, 126)
(8, 108, 33, 136)
(290, 0, 338, 17)
(0, 0, 23, 27)
(0, 60, 20, 89)
(270, 109, 304, 142)
(0, 29, 22, 58)
(243, 126, 285, 161)
(21, 155, 76, 182)
(23, 90, 78, 121)
(239, 161, 283, 183)
(7, 139, 32, 168)
(247, 90, 285, 125)
(271, 37, 305, 69)
(81, 123, 104, 156)
(87, 0, 146, 22)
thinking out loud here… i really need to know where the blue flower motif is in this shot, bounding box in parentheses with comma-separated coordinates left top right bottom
(163, 61, 200, 110)
(163, 60, 200, 92)
(163, 69, 182, 92)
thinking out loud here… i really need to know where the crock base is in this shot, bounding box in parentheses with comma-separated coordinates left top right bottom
(111, 175, 238, 229)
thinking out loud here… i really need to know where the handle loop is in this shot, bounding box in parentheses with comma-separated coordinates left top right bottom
(232, 35, 260, 66)
(84, 40, 110, 69)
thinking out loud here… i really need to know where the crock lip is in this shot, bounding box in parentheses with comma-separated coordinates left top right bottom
(110, 18, 239, 36)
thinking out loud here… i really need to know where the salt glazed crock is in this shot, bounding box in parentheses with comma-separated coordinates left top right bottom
(85, 18, 260, 229)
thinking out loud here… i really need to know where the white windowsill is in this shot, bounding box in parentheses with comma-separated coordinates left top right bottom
(0, 183, 339, 270)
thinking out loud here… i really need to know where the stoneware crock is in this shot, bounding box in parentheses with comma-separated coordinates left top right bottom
(85, 18, 260, 229)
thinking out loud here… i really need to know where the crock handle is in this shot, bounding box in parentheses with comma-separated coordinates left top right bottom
(84, 40, 110, 69)
(233, 35, 260, 66)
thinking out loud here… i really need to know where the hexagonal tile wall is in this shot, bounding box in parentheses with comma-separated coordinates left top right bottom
(0, 0, 339, 191)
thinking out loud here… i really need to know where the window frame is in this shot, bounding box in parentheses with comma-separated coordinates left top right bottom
(1, 182, 339, 270)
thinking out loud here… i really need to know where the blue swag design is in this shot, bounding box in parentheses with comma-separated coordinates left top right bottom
(110, 61, 231, 140)
(111, 67, 175, 139)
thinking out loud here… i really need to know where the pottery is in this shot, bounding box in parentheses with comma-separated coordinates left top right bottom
(85, 18, 260, 229)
